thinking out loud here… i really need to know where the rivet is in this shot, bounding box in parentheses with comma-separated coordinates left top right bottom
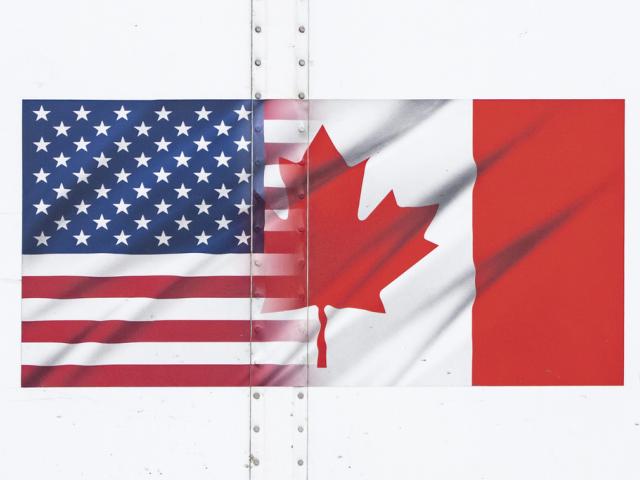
(298, 192, 305, 199)
(297, 392, 304, 399)
(253, 458, 260, 466)
(255, 26, 262, 33)
(254, 259, 262, 267)
(298, 92, 306, 100)
(297, 226, 305, 233)
(297, 426, 304, 432)
(297, 459, 304, 466)
(297, 123, 306, 133)
(299, 25, 306, 33)
(253, 425, 260, 433)
(255, 125, 262, 133)
(254, 225, 262, 232)
(254, 159, 262, 167)
(298, 59, 306, 67)
(298, 259, 305, 267)
(253, 392, 260, 399)
(254, 59, 262, 67)
(255, 92, 262, 100)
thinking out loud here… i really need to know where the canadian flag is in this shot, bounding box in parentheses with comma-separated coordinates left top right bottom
(260, 99, 624, 386)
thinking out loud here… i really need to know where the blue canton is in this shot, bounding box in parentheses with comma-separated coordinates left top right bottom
(23, 100, 260, 254)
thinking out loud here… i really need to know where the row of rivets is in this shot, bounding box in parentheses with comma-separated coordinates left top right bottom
(252, 20, 307, 99)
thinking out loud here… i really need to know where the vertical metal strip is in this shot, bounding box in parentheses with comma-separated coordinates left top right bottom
(250, 2, 260, 476)
(294, 1, 310, 476)
(250, 0, 310, 477)
(299, 3, 310, 479)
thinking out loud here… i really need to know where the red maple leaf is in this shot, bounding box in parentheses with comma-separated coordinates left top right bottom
(261, 127, 438, 367)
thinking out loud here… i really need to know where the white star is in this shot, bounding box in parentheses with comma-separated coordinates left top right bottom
(73, 167, 91, 184)
(53, 183, 71, 199)
(34, 231, 50, 246)
(93, 214, 111, 230)
(93, 152, 111, 168)
(113, 198, 131, 214)
(195, 106, 211, 121)
(194, 167, 211, 183)
(173, 151, 191, 167)
(175, 215, 192, 231)
(234, 104, 251, 121)
(215, 214, 232, 230)
(235, 168, 251, 183)
(34, 137, 50, 152)
(214, 120, 232, 136)
(73, 105, 90, 121)
(73, 230, 91, 246)
(193, 136, 211, 151)
(114, 137, 131, 152)
(33, 105, 50, 121)
(234, 198, 251, 215)
(154, 199, 171, 214)
(155, 106, 171, 121)
(134, 215, 151, 230)
(133, 182, 151, 198)
(94, 184, 111, 198)
(53, 121, 70, 136)
(93, 121, 111, 136)
(33, 168, 50, 183)
(134, 121, 152, 136)
(114, 105, 131, 120)
(214, 151, 232, 167)
(73, 137, 90, 152)
(175, 121, 192, 136)
(215, 183, 232, 199)
(33, 199, 50, 215)
(114, 168, 131, 183)
(53, 153, 70, 167)
(74, 200, 91, 214)
(155, 231, 172, 246)
(113, 230, 131, 245)
(234, 136, 251, 152)
(195, 199, 212, 215)
(54, 216, 70, 230)
(235, 230, 250, 246)
(174, 183, 191, 199)
(153, 167, 171, 183)
(154, 137, 171, 152)
(195, 230, 211, 245)
(134, 152, 151, 167)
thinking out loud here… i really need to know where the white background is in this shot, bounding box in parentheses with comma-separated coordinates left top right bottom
(1, 0, 639, 479)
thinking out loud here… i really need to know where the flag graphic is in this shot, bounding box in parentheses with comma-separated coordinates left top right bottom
(22, 99, 624, 387)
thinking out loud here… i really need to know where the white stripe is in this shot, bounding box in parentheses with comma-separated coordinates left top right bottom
(22, 298, 306, 321)
(264, 164, 286, 188)
(264, 119, 320, 143)
(21, 342, 306, 366)
(23, 253, 297, 276)
(264, 143, 308, 165)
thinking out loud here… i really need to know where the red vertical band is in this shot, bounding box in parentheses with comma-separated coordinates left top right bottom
(472, 100, 624, 385)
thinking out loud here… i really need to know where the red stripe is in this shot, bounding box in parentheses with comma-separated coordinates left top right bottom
(472, 100, 624, 386)
(22, 364, 306, 387)
(265, 231, 305, 253)
(264, 186, 289, 210)
(264, 100, 307, 120)
(22, 320, 306, 343)
(22, 276, 299, 299)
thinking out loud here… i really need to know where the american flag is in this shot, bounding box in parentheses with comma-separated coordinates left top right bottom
(22, 99, 308, 387)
